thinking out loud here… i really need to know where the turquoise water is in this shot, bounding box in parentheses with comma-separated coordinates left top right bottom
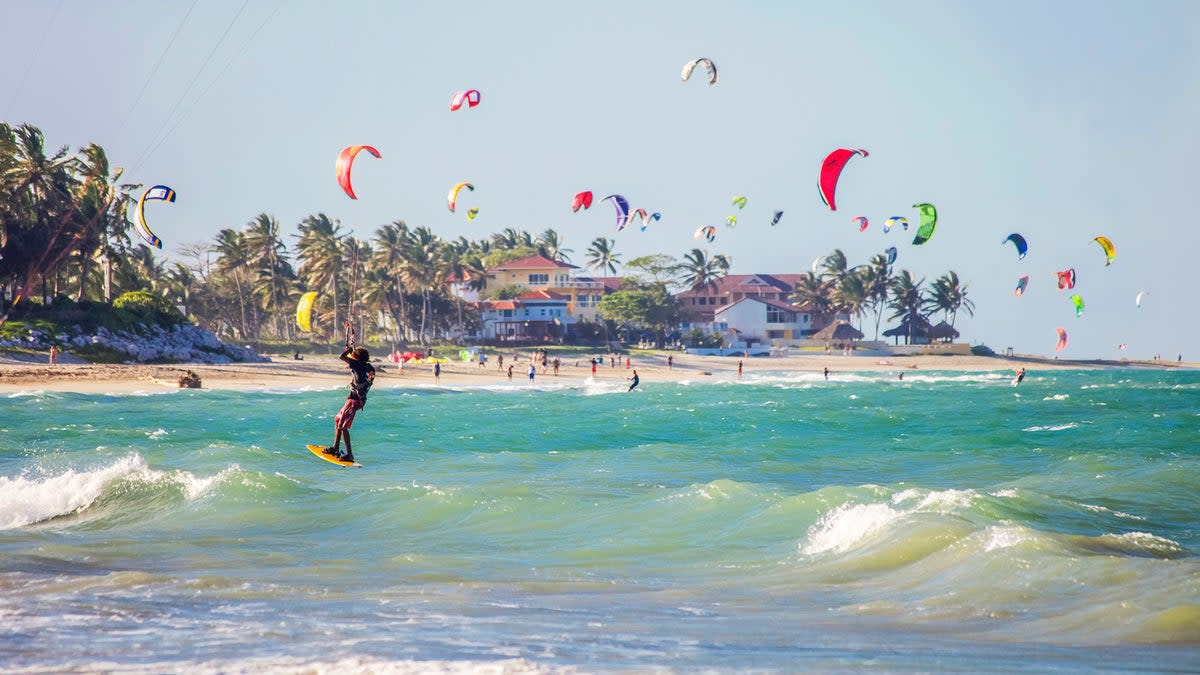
(2, 369, 1198, 673)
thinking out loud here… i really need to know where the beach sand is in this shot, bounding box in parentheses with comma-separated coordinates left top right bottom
(0, 349, 1194, 394)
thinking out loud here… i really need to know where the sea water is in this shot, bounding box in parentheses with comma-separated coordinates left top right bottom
(1, 368, 1198, 673)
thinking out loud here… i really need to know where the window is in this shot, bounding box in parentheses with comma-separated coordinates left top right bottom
(528, 273, 549, 285)
(501, 309, 513, 318)
(591, 294, 602, 304)
(767, 330, 786, 339)
(698, 297, 707, 305)
(766, 307, 790, 323)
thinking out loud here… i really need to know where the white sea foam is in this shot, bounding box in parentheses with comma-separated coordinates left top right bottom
(1022, 423, 1079, 432)
(39, 656, 569, 675)
(0, 455, 224, 530)
(802, 502, 901, 555)
(1042, 394, 1070, 401)
(983, 525, 1031, 552)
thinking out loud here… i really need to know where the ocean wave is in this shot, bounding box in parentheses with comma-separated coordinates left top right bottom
(1022, 423, 1079, 432)
(0, 455, 227, 530)
(1042, 394, 1071, 401)
(23, 656, 569, 675)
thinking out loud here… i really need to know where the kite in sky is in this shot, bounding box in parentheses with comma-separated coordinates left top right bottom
(1092, 236, 1115, 266)
(911, 203, 938, 246)
(447, 182, 474, 212)
(450, 89, 481, 111)
(681, 57, 718, 84)
(817, 148, 868, 211)
(336, 145, 381, 200)
(134, 184, 175, 249)
(1003, 233, 1028, 260)
(572, 191, 593, 212)
(296, 291, 317, 333)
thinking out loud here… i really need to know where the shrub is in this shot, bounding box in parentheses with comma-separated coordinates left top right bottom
(112, 290, 186, 328)
(970, 344, 996, 356)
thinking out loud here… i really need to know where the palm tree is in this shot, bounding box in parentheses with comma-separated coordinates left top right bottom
(835, 272, 868, 329)
(371, 221, 411, 342)
(887, 270, 931, 345)
(398, 225, 445, 343)
(818, 248, 851, 286)
(213, 228, 253, 337)
(789, 271, 834, 317)
(860, 253, 892, 340)
(674, 248, 730, 292)
(586, 237, 622, 275)
(244, 213, 296, 337)
(295, 213, 347, 338)
(536, 228, 572, 263)
(930, 271, 975, 327)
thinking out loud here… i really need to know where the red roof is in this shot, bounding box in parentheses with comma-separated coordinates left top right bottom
(675, 274, 806, 298)
(491, 254, 578, 271)
(518, 289, 570, 301)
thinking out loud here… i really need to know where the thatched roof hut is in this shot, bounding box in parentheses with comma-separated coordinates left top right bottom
(882, 315, 934, 345)
(812, 320, 865, 341)
(928, 320, 960, 343)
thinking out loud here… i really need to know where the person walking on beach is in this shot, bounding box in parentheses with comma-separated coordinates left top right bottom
(627, 369, 640, 392)
(507, 364, 514, 381)
(737, 360, 743, 380)
(323, 326, 374, 463)
(498, 354, 504, 371)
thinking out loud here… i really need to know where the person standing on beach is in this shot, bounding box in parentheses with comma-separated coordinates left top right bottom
(667, 355, 673, 370)
(527, 363, 536, 383)
(49, 345, 58, 365)
(507, 364, 513, 381)
(627, 369, 640, 392)
(823, 366, 829, 381)
(498, 354, 504, 371)
(324, 327, 374, 463)
(737, 360, 743, 379)
(591, 358, 597, 376)
(433, 361, 441, 384)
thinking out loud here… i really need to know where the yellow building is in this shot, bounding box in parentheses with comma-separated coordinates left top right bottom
(484, 255, 617, 322)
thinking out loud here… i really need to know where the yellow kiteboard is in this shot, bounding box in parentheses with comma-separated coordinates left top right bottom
(306, 444, 362, 468)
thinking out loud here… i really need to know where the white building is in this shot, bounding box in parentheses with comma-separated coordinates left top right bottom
(476, 290, 574, 342)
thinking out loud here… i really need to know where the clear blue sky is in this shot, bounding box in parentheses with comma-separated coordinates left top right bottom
(4, 0, 1197, 359)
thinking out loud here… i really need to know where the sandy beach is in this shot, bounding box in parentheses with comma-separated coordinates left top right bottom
(0, 349, 1194, 394)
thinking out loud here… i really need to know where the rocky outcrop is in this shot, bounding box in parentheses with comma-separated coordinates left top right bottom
(3, 323, 269, 364)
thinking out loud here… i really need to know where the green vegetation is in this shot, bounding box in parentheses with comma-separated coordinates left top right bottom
(0, 121, 974, 352)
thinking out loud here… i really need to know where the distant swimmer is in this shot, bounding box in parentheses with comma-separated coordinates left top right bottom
(1013, 367, 1027, 386)
(627, 369, 640, 392)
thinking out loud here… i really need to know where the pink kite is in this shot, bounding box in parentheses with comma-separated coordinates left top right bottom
(336, 145, 382, 200)
(572, 191, 593, 212)
(1055, 268, 1076, 290)
(450, 89, 481, 111)
(818, 148, 868, 211)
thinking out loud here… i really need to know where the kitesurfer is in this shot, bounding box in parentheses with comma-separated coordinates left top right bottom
(324, 327, 374, 462)
(1015, 368, 1027, 385)
(627, 370, 640, 392)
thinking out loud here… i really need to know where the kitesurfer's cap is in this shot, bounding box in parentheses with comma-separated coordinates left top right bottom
(349, 347, 370, 361)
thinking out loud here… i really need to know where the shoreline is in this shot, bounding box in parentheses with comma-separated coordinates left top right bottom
(0, 351, 1194, 395)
